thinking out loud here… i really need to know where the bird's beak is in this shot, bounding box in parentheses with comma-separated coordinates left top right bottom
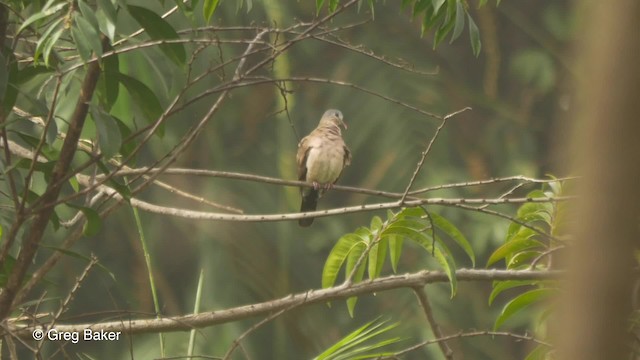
(342, 121, 348, 130)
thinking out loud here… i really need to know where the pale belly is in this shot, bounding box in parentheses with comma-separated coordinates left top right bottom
(305, 146, 344, 184)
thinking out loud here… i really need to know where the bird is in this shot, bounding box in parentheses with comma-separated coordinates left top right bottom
(296, 109, 351, 227)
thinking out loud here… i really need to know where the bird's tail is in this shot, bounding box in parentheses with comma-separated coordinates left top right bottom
(299, 189, 319, 227)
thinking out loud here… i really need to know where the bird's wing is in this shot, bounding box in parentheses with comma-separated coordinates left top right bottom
(296, 135, 311, 181)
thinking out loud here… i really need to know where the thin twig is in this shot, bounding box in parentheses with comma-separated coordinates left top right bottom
(400, 107, 472, 204)
(413, 286, 453, 359)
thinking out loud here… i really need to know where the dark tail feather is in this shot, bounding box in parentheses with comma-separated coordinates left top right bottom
(299, 190, 318, 227)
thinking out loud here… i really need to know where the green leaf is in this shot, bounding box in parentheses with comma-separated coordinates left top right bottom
(128, 5, 186, 66)
(329, 0, 339, 12)
(322, 234, 364, 288)
(97, 0, 118, 26)
(42, 26, 65, 67)
(432, 0, 446, 13)
(413, 0, 430, 18)
(489, 280, 535, 305)
(96, 160, 132, 201)
(97, 45, 120, 110)
(368, 237, 387, 280)
(112, 116, 136, 157)
(487, 228, 543, 266)
(316, 0, 325, 14)
(40, 245, 115, 280)
(203, 0, 220, 23)
(467, 13, 481, 56)
(18, 2, 69, 34)
(525, 344, 551, 360)
(434, 10, 456, 47)
(314, 319, 401, 360)
(75, 14, 103, 60)
(114, 73, 163, 126)
(370, 216, 383, 232)
(34, 17, 63, 64)
(430, 212, 475, 266)
(71, 25, 92, 63)
(346, 242, 367, 316)
(91, 107, 122, 158)
(65, 204, 102, 237)
(78, 0, 100, 31)
(450, 0, 465, 43)
(388, 235, 403, 273)
(494, 288, 555, 330)
(478, 0, 488, 7)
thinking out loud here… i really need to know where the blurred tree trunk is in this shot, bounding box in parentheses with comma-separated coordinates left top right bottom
(558, 1, 640, 359)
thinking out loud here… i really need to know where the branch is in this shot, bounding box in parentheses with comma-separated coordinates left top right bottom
(381, 330, 551, 359)
(6, 269, 559, 337)
(413, 287, 453, 359)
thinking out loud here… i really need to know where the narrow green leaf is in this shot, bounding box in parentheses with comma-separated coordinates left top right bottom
(75, 14, 103, 59)
(346, 242, 367, 316)
(316, 0, 325, 14)
(329, 0, 339, 12)
(450, 0, 465, 43)
(91, 107, 122, 158)
(387, 235, 403, 273)
(34, 17, 63, 64)
(97, 45, 120, 110)
(478, 0, 488, 7)
(432, 0, 446, 13)
(430, 212, 475, 266)
(40, 245, 115, 280)
(97, 0, 118, 25)
(413, 0, 430, 17)
(96, 160, 132, 201)
(322, 234, 364, 288)
(434, 11, 456, 47)
(524, 344, 551, 360)
(114, 73, 163, 125)
(18, 2, 68, 34)
(78, 0, 100, 31)
(127, 5, 186, 66)
(314, 319, 401, 360)
(65, 204, 102, 236)
(203, 0, 220, 23)
(42, 27, 65, 67)
(367, 237, 387, 280)
(487, 228, 543, 266)
(71, 26, 92, 63)
(494, 288, 555, 330)
(467, 13, 482, 57)
(112, 116, 136, 157)
(489, 280, 535, 305)
(370, 216, 383, 232)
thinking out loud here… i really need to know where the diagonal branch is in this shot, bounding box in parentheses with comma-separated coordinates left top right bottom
(0, 37, 109, 320)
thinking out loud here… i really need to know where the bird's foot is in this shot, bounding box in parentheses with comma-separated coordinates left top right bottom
(312, 181, 320, 190)
(323, 183, 334, 190)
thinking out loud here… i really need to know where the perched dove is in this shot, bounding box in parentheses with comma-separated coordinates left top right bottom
(296, 109, 351, 227)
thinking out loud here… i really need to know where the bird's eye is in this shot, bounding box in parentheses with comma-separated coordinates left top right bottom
(334, 111, 340, 118)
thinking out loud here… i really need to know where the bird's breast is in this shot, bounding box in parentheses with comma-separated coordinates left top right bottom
(305, 143, 345, 184)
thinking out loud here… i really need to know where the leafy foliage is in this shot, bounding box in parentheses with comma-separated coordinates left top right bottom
(322, 207, 474, 315)
(487, 180, 566, 359)
(313, 318, 402, 360)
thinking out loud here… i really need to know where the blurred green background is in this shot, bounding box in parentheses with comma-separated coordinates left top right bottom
(19, 0, 575, 358)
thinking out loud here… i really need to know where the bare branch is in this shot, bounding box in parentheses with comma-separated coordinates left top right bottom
(6, 269, 559, 337)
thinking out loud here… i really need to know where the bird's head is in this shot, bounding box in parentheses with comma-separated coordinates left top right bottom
(319, 109, 347, 130)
